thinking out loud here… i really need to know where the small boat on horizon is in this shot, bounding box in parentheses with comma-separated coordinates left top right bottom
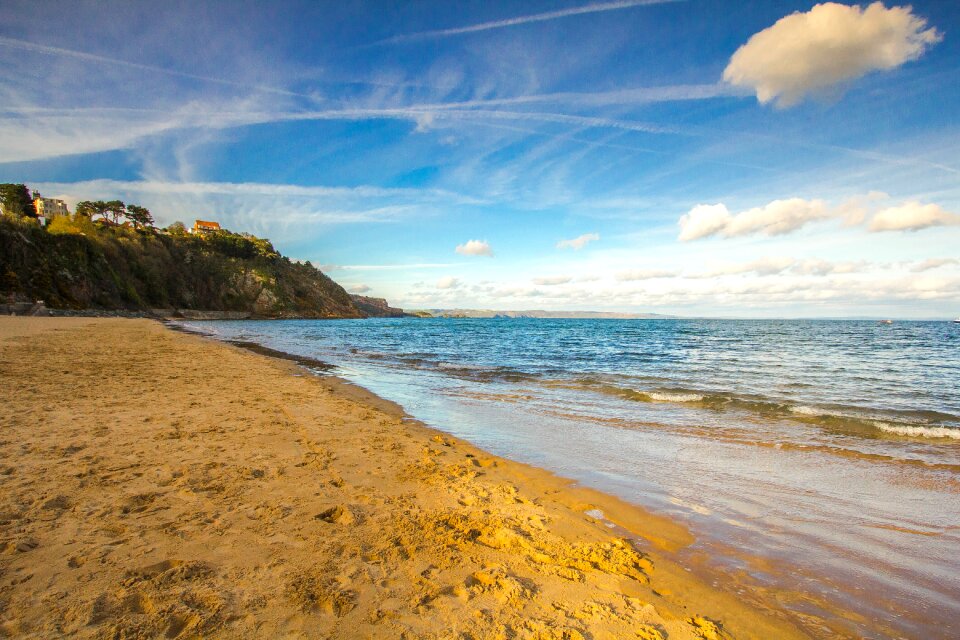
(879, 319, 893, 325)
(954, 317, 960, 323)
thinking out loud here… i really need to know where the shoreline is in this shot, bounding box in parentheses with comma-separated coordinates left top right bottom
(1, 317, 811, 638)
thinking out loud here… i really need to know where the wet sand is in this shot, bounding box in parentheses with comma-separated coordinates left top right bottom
(0, 317, 807, 639)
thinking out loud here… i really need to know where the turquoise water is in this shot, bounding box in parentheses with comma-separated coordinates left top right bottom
(186, 318, 960, 638)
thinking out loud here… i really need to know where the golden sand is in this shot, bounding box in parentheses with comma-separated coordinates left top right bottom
(0, 318, 806, 639)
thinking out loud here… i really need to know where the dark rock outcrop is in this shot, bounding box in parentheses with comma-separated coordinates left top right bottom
(350, 295, 408, 318)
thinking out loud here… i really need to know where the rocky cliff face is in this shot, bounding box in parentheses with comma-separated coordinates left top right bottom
(0, 218, 371, 318)
(350, 295, 408, 318)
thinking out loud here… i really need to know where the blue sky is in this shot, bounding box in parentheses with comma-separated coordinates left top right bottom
(1, 0, 958, 317)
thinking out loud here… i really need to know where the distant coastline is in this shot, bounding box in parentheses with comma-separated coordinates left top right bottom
(409, 308, 677, 319)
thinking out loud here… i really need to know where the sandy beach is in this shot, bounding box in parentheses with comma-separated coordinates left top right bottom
(0, 317, 807, 639)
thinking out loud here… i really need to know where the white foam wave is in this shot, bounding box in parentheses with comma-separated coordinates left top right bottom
(789, 404, 824, 416)
(875, 422, 960, 440)
(437, 362, 492, 371)
(647, 391, 704, 403)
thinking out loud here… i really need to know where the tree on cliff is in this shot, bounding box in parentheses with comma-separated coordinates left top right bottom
(0, 184, 33, 217)
(104, 200, 127, 224)
(165, 221, 188, 236)
(126, 205, 154, 229)
(75, 200, 108, 220)
(76, 200, 155, 227)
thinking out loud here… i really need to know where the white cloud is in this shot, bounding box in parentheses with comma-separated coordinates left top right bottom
(348, 284, 371, 294)
(791, 259, 866, 276)
(911, 258, 959, 273)
(869, 202, 960, 232)
(556, 233, 600, 250)
(436, 276, 462, 289)
(455, 239, 493, 256)
(723, 2, 942, 107)
(677, 204, 732, 242)
(678, 195, 960, 241)
(414, 112, 435, 133)
(704, 257, 797, 277)
(726, 199, 832, 237)
(677, 257, 870, 279)
(532, 276, 572, 286)
(616, 269, 675, 281)
(678, 199, 830, 241)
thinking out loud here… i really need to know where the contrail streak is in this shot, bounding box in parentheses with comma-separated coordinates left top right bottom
(373, 0, 682, 44)
(0, 36, 311, 99)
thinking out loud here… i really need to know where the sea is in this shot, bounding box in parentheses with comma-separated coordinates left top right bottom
(181, 317, 960, 639)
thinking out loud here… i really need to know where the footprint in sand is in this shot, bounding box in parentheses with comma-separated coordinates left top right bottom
(315, 505, 355, 525)
(286, 572, 358, 617)
(687, 615, 728, 640)
(120, 492, 162, 515)
(635, 625, 667, 640)
(13, 538, 39, 553)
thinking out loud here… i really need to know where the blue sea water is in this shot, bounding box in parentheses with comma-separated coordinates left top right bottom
(184, 318, 960, 638)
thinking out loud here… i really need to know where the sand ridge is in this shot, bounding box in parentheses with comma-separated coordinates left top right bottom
(0, 318, 805, 639)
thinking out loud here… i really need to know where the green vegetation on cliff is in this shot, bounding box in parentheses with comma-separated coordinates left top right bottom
(0, 214, 366, 318)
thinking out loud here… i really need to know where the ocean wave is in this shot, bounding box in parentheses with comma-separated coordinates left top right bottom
(645, 391, 705, 403)
(568, 378, 960, 441)
(437, 361, 496, 372)
(789, 405, 825, 417)
(874, 423, 960, 440)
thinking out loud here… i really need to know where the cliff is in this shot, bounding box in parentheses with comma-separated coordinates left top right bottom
(349, 295, 407, 318)
(0, 216, 365, 318)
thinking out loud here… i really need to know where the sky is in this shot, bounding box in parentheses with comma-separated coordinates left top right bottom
(1, 0, 958, 318)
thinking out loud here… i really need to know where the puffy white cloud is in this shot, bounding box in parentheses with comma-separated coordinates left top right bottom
(678, 198, 830, 241)
(911, 258, 959, 273)
(436, 276, 462, 289)
(678, 194, 959, 240)
(728, 199, 832, 237)
(532, 276, 572, 286)
(455, 239, 493, 256)
(723, 2, 942, 107)
(556, 233, 599, 250)
(869, 202, 960, 232)
(348, 284, 371, 293)
(616, 269, 675, 281)
(677, 204, 731, 242)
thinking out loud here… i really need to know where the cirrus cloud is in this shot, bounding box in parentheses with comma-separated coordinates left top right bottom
(723, 2, 942, 107)
(455, 239, 493, 256)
